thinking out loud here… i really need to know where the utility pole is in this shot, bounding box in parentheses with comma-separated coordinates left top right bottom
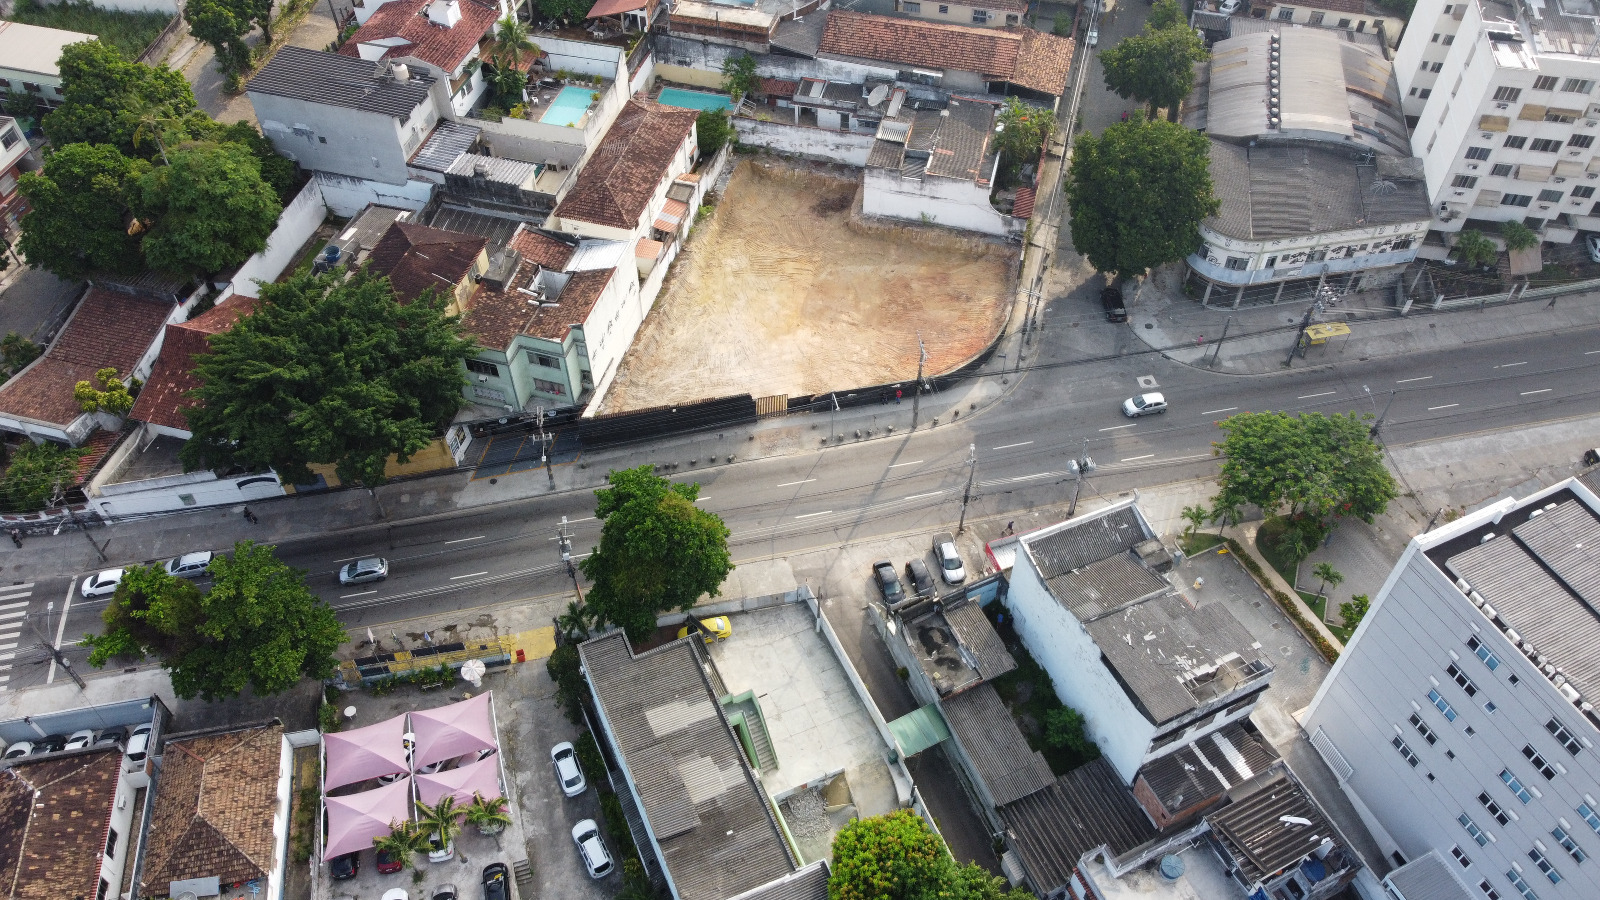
(1423, 507, 1446, 533)
(956, 444, 977, 534)
(910, 334, 928, 432)
(830, 391, 839, 439)
(1208, 316, 1232, 368)
(1066, 438, 1091, 518)
(49, 480, 107, 563)
(557, 516, 585, 604)
(39, 641, 85, 690)
(537, 405, 553, 486)
(1285, 301, 1319, 367)
(1369, 390, 1397, 440)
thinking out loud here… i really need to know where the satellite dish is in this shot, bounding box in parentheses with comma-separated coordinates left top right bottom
(867, 84, 889, 107)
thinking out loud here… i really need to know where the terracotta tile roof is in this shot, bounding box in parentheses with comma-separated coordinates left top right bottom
(129, 298, 259, 433)
(0, 750, 122, 900)
(140, 723, 285, 892)
(1011, 27, 1075, 96)
(653, 198, 690, 232)
(1012, 185, 1036, 220)
(367, 222, 488, 303)
(462, 227, 614, 349)
(819, 11, 1019, 80)
(0, 288, 174, 429)
(74, 428, 125, 483)
(339, 0, 498, 73)
(635, 237, 663, 259)
(552, 99, 699, 231)
(760, 78, 799, 98)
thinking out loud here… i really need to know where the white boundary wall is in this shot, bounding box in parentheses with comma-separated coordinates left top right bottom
(229, 178, 328, 298)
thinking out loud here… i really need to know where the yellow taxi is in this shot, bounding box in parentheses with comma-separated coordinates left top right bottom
(677, 616, 733, 643)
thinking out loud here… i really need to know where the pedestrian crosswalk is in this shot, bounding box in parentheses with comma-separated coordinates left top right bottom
(0, 584, 36, 692)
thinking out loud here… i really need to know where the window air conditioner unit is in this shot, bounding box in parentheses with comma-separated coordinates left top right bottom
(1556, 176, 1567, 182)
(1482, 132, 1494, 139)
(478, 374, 488, 382)
(1469, 163, 1480, 170)
(1590, 173, 1599, 179)
(1497, 102, 1510, 109)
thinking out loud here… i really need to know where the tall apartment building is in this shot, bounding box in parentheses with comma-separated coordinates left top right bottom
(1398, 0, 1600, 250)
(1302, 477, 1600, 900)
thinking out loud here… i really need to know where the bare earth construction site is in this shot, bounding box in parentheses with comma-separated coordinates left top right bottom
(597, 160, 1015, 413)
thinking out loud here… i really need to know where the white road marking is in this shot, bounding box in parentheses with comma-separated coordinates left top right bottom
(904, 492, 945, 501)
(695, 496, 710, 502)
(0, 653, 13, 662)
(1396, 376, 1433, 384)
(1521, 389, 1552, 396)
(0, 609, 25, 620)
(776, 479, 816, 488)
(1428, 403, 1459, 411)
(794, 510, 833, 519)
(569, 516, 596, 523)
(992, 441, 1034, 450)
(1121, 454, 1155, 462)
(888, 460, 923, 468)
(1497, 362, 1528, 368)
(1298, 391, 1337, 399)
(0, 643, 16, 652)
(1100, 423, 1136, 431)
(1587, 350, 1600, 355)
(1201, 407, 1238, 416)
(334, 554, 366, 562)
(449, 571, 489, 580)
(0, 600, 28, 612)
(1011, 473, 1053, 482)
(340, 590, 378, 599)
(444, 535, 485, 545)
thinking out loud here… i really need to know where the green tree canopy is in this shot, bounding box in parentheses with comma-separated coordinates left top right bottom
(1452, 229, 1498, 268)
(185, 0, 273, 82)
(722, 53, 760, 98)
(83, 541, 347, 700)
(1501, 220, 1538, 252)
(179, 271, 475, 487)
(1213, 411, 1399, 529)
(993, 98, 1055, 172)
(577, 466, 733, 640)
(43, 39, 198, 155)
(136, 140, 283, 275)
(1147, 0, 1186, 30)
(537, 0, 591, 23)
(1065, 116, 1218, 278)
(696, 109, 735, 157)
(17, 142, 149, 280)
(1100, 12, 1208, 120)
(487, 15, 538, 70)
(828, 810, 1033, 900)
(0, 441, 90, 512)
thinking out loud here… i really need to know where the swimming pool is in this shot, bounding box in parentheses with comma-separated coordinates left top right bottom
(657, 88, 736, 113)
(540, 86, 595, 127)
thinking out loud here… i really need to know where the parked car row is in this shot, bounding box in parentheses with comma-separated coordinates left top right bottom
(331, 860, 508, 900)
(548, 740, 613, 878)
(82, 552, 395, 600)
(872, 533, 969, 606)
(3, 723, 148, 762)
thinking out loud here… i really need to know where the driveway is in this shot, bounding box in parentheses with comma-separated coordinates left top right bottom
(0, 266, 80, 348)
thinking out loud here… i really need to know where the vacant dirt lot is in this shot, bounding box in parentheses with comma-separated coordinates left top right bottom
(597, 160, 1014, 413)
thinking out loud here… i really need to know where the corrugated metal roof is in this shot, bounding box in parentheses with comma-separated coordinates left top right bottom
(939, 682, 1056, 806)
(247, 46, 434, 118)
(1513, 499, 1600, 610)
(411, 120, 480, 173)
(997, 758, 1161, 896)
(1045, 553, 1170, 621)
(1204, 141, 1432, 241)
(445, 153, 540, 188)
(1385, 850, 1475, 900)
(726, 860, 831, 900)
(1134, 719, 1280, 816)
(1207, 769, 1336, 885)
(1023, 504, 1149, 580)
(1084, 599, 1268, 725)
(942, 599, 1015, 679)
(580, 633, 796, 900)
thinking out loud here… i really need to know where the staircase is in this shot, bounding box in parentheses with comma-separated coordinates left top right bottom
(723, 693, 779, 771)
(512, 859, 535, 896)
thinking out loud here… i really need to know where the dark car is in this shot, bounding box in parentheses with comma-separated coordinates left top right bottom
(873, 560, 905, 605)
(330, 852, 359, 880)
(1100, 286, 1127, 323)
(904, 559, 936, 600)
(376, 846, 403, 874)
(93, 726, 128, 749)
(482, 863, 511, 900)
(36, 734, 68, 754)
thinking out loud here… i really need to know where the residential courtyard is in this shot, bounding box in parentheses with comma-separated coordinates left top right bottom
(597, 159, 1014, 413)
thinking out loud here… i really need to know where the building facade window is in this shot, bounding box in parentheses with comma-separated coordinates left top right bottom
(1494, 86, 1523, 102)
(1505, 135, 1528, 148)
(530, 352, 561, 369)
(1537, 189, 1564, 203)
(1278, 7, 1295, 19)
(1490, 163, 1513, 176)
(1466, 146, 1493, 160)
(1454, 175, 1480, 188)
(1420, 89, 1433, 99)
(1506, 868, 1540, 899)
(1502, 193, 1534, 207)
(1481, 792, 1511, 825)
(1225, 256, 1248, 270)
(1411, 713, 1439, 744)
(1574, 186, 1597, 199)
(1448, 664, 1480, 695)
(1551, 827, 1587, 863)
(1454, 846, 1473, 868)
(1529, 848, 1562, 884)
(1569, 134, 1595, 149)
(1468, 636, 1501, 669)
(1544, 111, 1576, 124)
(1392, 735, 1421, 767)
(1580, 804, 1600, 834)
(1462, 813, 1491, 846)
(1309, 11, 1323, 24)
(1501, 769, 1533, 803)
(532, 378, 566, 396)
(1430, 689, 1459, 720)
(1522, 745, 1557, 779)
(971, 8, 988, 22)
(1480, 882, 1501, 900)
(1562, 78, 1595, 93)
(1546, 719, 1583, 755)
(1534, 75, 1559, 90)
(1431, 62, 1445, 73)
(1530, 139, 1564, 152)
(466, 359, 499, 377)
(903, 0, 921, 9)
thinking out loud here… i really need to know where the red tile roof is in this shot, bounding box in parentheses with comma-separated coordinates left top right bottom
(339, 0, 498, 73)
(552, 99, 699, 231)
(462, 227, 615, 350)
(129, 297, 259, 433)
(366, 222, 488, 303)
(141, 724, 285, 892)
(0, 288, 174, 429)
(760, 77, 799, 98)
(0, 750, 122, 900)
(818, 13, 1076, 95)
(1012, 185, 1036, 220)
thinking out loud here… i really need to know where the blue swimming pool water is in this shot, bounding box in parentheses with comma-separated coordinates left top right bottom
(540, 86, 595, 127)
(657, 88, 736, 113)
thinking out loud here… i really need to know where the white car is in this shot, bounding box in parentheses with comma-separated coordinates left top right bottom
(1086, 25, 1099, 47)
(125, 723, 153, 764)
(165, 551, 217, 579)
(551, 742, 587, 797)
(81, 568, 125, 599)
(338, 557, 389, 585)
(2, 741, 33, 760)
(1586, 233, 1600, 263)
(427, 830, 455, 863)
(572, 820, 614, 879)
(1219, 0, 1241, 12)
(64, 729, 96, 751)
(1121, 392, 1168, 417)
(931, 532, 966, 585)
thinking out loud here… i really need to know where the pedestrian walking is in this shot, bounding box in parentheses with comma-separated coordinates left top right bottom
(8, 528, 19, 548)
(1004, 520, 1015, 536)
(242, 506, 258, 525)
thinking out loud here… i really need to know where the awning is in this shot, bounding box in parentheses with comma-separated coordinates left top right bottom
(410, 691, 497, 770)
(887, 704, 952, 757)
(323, 777, 412, 860)
(653, 198, 690, 233)
(587, 0, 647, 18)
(323, 713, 410, 791)
(415, 755, 504, 809)
(1304, 323, 1351, 342)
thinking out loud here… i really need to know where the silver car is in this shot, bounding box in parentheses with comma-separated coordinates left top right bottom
(339, 557, 389, 585)
(572, 820, 614, 878)
(1121, 392, 1167, 417)
(81, 568, 125, 599)
(165, 551, 217, 579)
(932, 532, 966, 585)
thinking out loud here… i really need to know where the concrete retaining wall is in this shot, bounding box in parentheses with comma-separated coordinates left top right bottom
(734, 118, 874, 166)
(229, 178, 327, 298)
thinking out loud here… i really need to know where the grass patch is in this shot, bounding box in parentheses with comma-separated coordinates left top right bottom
(1223, 537, 1340, 662)
(1300, 591, 1354, 644)
(984, 603, 1100, 775)
(1254, 516, 1301, 587)
(5, 0, 173, 61)
(1181, 531, 1225, 556)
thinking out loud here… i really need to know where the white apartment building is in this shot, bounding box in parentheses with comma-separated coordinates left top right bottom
(1302, 477, 1600, 900)
(1399, 0, 1600, 249)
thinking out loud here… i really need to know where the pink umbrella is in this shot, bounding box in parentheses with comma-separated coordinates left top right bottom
(415, 755, 503, 810)
(323, 777, 412, 860)
(323, 712, 410, 791)
(410, 692, 497, 771)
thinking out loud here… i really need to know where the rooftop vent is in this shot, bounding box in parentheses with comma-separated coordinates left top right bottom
(427, 0, 462, 28)
(480, 247, 521, 292)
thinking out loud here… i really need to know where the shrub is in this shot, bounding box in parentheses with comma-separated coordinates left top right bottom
(317, 702, 341, 733)
(574, 731, 606, 786)
(547, 643, 587, 724)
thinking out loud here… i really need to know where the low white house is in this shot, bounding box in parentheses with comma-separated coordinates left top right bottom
(863, 93, 1021, 238)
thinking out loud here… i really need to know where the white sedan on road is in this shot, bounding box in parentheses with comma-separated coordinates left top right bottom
(81, 569, 125, 599)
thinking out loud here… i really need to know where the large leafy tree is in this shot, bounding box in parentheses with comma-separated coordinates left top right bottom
(136, 141, 283, 275)
(180, 272, 475, 487)
(83, 541, 347, 700)
(43, 39, 198, 155)
(1100, 7, 1208, 122)
(17, 142, 150, 280)
(1213, 411, 1399, 528)
(992, 97, 1056, 173)
(0, 442, 90, 512)
(829, 810, 1032, 900)
(578, 466, 733, 641)
(537, 0, 591, 23)
(1065, 116, 1217, 278)
(186, 0, 273, 83)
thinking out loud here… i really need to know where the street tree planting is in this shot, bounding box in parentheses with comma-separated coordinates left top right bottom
(828, 809, 1033, 900)
(1100, 0, 1208, 121)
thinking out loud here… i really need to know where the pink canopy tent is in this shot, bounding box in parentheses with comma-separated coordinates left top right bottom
(415, 755, 503, 809)
(410, 692, 497, 770)
(323, 777, 412, 860)
(323, 712, 410, 791)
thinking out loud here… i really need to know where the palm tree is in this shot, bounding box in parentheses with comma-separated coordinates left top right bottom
(415, 795, 463, 853)
(1311, 562, 1344, 601)
(557, 600, 591, 642)
(131, 103, 180, 165)
(487, 16, 538, 72)
(1180, 504, 1206, 539)
(1208, 497, 1243, 530)
(371, 820, 429, 872)
(464, 792, 512, 836)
